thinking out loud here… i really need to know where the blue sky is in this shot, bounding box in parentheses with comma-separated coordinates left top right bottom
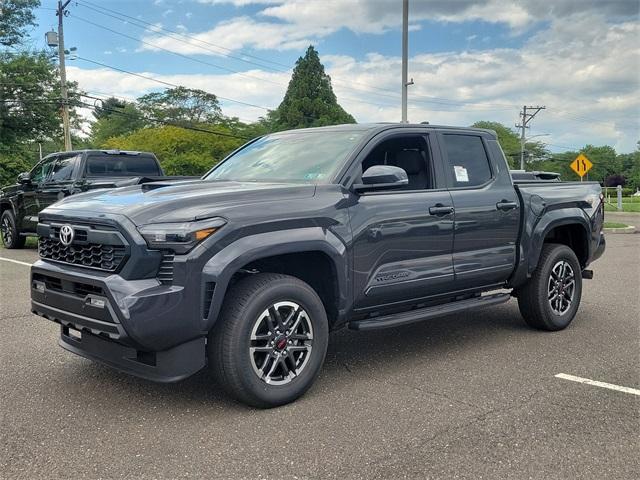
(28, 0, 640, 152)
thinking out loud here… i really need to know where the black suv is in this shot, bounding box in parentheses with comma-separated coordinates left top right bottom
(30, 124, 605, 407)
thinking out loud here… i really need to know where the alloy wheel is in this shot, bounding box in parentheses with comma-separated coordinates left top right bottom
(547, 260, 575, 315)
(1, 217, 12, 245)
(249, 301, 314, 385)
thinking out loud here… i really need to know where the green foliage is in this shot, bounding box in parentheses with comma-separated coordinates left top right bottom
(137, 87, 222, 125)
(102, 125, 244, 176)
(0, 0, 39, 47)
(470, 121, 548, 168)
(91, 100, 147, 146)
(272, 46, 355, 130)
(0, 49, 82, 186)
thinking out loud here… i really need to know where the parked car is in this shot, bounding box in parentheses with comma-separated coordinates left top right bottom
(0, 150, 190, 248)
(30, 124, 605, 407)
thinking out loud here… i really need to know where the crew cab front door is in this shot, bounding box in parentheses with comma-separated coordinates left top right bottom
(348, 131, 455, 311)
(438, 132, 520, 289)
(22, 156, 57, 232)
(38, 154, 80, 209)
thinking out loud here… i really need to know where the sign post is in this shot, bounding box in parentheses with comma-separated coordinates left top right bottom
(570, 153, 593, 181)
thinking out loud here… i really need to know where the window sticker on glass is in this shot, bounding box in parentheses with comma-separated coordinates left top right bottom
(454, 165, 469, 182)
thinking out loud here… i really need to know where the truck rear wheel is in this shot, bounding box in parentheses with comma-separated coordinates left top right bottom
(208, 273, 329, 408)
(517, 243, 582, 331)
(0, 210, 26, 249)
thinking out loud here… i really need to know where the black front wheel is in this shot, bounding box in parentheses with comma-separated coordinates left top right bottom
(0, 210, 26, 249)
(208, 273, 329, 408)
(517, 243, 582, 331)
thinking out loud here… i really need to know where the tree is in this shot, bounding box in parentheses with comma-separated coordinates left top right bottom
(137, 87, 222, 125)
(0, 51, 82, 186)
(272, 46, 355, 130)
(103, 125, 243, 176)
(91, 98, 147, 146)
(0, 0, 39, 46)
(471, 121, 548, 168)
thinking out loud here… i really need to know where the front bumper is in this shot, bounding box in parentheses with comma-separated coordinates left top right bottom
(31, 260, 208, 381)
(59, 326, 205, 383)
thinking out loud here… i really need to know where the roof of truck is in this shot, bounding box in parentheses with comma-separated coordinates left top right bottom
(43, 149, 156, 158)
(272, 123, 498, 138)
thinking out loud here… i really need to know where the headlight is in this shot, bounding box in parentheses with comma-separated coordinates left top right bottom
(137, 217, 226, 254)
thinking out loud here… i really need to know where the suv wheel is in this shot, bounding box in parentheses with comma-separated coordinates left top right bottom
(208, 273, 329, 408)
(517, 243, 582, 331)
(0, 210, 26, 249)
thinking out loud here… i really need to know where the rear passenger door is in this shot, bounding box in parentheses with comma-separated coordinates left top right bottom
(438, 132, 520, 289)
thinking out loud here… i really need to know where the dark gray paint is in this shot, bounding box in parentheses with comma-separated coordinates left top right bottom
(28, 123, 606, 381)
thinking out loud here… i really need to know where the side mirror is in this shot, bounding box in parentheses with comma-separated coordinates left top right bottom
(17, 172, 31, 184)
(353, 165, 408, 193)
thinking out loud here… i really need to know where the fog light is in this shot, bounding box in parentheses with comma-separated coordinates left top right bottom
(88, 297, 106, 308)
(33, 281, 45, 293)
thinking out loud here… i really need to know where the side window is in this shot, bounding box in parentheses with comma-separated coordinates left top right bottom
(49, 155, 78, 183)
(359, 135, 432, 190)
(442, 134, 492, 187)
(30, 157, 57, 184)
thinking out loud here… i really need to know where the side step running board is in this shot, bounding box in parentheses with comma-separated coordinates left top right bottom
(348, 293, 511, 331)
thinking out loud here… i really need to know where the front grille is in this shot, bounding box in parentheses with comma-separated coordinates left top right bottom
(157, 251, 175, 284)
(39, 237, 126, 272)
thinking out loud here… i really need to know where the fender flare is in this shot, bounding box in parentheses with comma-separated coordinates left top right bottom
(201, 227, 349, 330)
(526, 208, 591, 275)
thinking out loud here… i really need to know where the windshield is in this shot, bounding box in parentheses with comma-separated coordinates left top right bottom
(204, 130, 365, 183)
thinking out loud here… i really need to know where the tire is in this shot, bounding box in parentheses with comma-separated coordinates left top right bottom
(517, 243, 582, 331)
(0, 210, 26, 249)
(208, 273, 329, 408)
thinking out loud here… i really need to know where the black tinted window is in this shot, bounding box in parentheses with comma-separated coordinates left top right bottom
(50, 155, 78, 182)
(85, 155, 160, 176)
(30, 158, 56, 183)
(442, 135, 492, 187)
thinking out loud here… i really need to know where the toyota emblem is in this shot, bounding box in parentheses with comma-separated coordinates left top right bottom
(59, 224, 75, 246)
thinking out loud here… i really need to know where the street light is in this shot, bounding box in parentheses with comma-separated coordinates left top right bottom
(525, 133, 550, 142)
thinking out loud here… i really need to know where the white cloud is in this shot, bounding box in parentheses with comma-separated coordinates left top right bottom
(69, 2, 639, 151)
(142, 16, 323, 53)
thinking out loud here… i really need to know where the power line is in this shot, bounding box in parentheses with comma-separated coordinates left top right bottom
(75, 0, 290, 71)
(515, 105, 545, 169)
(75, 56, 272, 111)
(73, 0, 521, 112)
(76, 96, 251, 140)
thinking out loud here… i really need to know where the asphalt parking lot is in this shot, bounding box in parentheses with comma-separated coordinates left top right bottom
(1, 234, 638, 480)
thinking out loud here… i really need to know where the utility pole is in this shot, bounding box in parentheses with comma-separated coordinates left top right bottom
(401, 0, 410, 123)
(57, 0, 72, 151)
(515, 105, 545, 170)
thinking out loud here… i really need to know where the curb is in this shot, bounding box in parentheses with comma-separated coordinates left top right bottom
(603, 226, 636, 234)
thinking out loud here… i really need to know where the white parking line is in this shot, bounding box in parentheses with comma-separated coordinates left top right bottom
(0, 257, 33, 267)
(555, 373, 640, 396)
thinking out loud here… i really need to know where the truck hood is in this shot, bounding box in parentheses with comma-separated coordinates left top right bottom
(44, 180, 316, 225)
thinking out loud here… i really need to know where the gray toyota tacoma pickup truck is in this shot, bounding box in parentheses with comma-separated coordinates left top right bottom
(30, 123, 605, 407)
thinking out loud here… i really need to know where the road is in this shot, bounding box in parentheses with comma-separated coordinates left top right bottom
(1, 235, 638, 479)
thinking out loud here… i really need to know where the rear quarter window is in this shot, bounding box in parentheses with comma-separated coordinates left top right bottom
(442, 134, 492, 187)
(85, 155, 160, 177)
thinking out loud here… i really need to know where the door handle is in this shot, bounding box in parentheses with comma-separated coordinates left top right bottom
(496, 200, 518, 211)
(429, 205, 454, 216)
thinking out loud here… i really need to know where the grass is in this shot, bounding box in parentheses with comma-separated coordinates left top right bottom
(604, 202, 640, 213)
(603, 222, 630, 229)
(0, 236, 37, 250)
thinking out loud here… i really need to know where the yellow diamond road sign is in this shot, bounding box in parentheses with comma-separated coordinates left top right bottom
(570, 153, 593, 178)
